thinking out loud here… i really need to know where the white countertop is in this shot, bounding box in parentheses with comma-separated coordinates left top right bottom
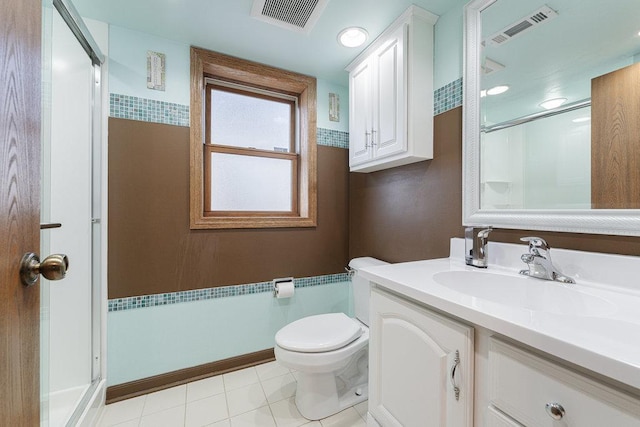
(359, 239, 640, 391)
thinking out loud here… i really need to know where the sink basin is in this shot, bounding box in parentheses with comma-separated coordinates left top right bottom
(432, 270, 617, 316)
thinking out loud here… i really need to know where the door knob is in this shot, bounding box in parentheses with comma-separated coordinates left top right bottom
(20, 252, 69, 286)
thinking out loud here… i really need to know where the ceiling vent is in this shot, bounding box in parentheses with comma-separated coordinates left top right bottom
(251, 0, 330, 34)
(482, 57, 505, 75)
(486, 5, 558, 47)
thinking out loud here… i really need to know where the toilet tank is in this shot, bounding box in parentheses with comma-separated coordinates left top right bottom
(349, 257, 388, 326)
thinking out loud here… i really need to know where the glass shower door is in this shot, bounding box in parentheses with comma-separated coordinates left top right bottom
(40, 0, 103, 425)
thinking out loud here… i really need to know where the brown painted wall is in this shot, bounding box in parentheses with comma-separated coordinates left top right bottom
(349, 106, 640, 263)
(108, 118, 349, 299)
(349, 107, 466, 262)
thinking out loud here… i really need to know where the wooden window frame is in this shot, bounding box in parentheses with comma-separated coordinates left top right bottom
(190, 47, 317, 229)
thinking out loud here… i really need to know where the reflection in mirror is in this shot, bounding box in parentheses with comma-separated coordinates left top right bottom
(463, 0, 640, 235)
(478, 0, 640, 210)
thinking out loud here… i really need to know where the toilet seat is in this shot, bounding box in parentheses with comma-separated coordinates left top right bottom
(275, 313, 362, 353)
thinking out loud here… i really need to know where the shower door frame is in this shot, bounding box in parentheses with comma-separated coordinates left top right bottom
(44, 0, 107, 424)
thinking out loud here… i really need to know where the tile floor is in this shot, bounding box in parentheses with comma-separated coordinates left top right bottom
(98, 361, 368, 427)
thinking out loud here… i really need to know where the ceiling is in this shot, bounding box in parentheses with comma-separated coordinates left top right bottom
(74, 0, 466, 86)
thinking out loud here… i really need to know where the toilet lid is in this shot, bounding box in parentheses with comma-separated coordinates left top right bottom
(275, 313, 363, 353)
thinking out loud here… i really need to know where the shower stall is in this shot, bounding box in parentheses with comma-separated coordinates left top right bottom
(40, 0, 106, 425)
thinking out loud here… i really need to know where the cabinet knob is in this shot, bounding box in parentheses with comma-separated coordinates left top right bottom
(545, 402, 565, 420)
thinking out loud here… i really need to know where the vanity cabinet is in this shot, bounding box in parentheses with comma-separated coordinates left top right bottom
(369, 287, 474, 427)
(487, 338, 640, 427)
(346, 6, 438, 173)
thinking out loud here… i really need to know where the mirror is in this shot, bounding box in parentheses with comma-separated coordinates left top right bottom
(463, 0, 640, 235)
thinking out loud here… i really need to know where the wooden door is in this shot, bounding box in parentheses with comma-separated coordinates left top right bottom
(369, 288, 474, 427)
(591, 62, 640, 209)
(0, 0, 42, 424)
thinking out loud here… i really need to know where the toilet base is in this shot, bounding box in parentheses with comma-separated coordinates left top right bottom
(295, 373, 368, 420)
(294, 349, 368, 420)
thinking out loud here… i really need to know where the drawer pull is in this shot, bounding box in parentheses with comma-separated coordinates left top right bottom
(450, 350, 460, 401)
(545, 403, 565, 420)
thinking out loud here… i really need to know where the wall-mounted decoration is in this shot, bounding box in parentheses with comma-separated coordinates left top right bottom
(147, 51, 166, 91)
(329, 92, 340, 122)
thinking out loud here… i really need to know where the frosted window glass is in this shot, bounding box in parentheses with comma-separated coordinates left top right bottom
(210, 88, 292, 152)
(210, 152, 292, 211)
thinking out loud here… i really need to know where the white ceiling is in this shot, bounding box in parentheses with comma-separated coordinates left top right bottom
(74, 0, 466, 86)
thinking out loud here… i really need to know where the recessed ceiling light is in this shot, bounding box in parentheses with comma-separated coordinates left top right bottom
(337, 27, 368, 48)
(572, 116, 591, 123)
(486, 85, 509, 95)
(480, 90, 487, 98)
(540, 97, 567, 110)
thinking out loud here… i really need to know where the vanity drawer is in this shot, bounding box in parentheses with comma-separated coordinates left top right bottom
(485, 406, 523, 427)
(488, 338, 640, 426)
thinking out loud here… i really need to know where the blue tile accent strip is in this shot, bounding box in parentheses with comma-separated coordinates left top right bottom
(107, 272, 350, 312)
(434, 77, 463, 115)
(317, 128, 349, 149)
(110, 93, 190, 127)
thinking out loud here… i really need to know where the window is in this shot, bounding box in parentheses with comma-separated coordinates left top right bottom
(190, 48, 317, 229)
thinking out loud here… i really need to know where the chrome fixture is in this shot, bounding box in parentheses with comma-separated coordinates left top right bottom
(519, 237, 575, 283)
(465, 226, 493, 268)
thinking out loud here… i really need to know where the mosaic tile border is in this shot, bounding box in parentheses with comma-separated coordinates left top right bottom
(108, 272, 350, 312)
(434, 77, 463, 115)
(110, 76, 462, 134)
(317, 128, 349, 149)
(110, 93, 190, 127)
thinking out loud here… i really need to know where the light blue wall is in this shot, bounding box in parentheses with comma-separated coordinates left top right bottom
(317, 80, 349, 131)
(433, 0, 466, 89)
(108, 282, 352, 385)
(108, 23, 351, 123)
(109, 25, 190, 105)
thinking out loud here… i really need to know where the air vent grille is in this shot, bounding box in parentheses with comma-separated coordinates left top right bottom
(482, 58, 505, 75)
(486, 5, 558, 46)
(251, 0, 329, 34)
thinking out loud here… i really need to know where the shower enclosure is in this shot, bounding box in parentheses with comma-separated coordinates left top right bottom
(40, 0, 106, 425)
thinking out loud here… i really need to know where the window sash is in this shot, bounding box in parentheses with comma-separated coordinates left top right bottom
(203, 144, 299, 216)
(205, 80, 297, 153)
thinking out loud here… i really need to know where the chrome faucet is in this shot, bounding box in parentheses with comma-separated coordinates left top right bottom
(465, 226, 493, 268)
(519, 237, 575, 283)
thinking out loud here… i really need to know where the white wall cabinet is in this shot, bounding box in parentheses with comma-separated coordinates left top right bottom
(346, 6, 438, 173)
(369, 287, 474, 427)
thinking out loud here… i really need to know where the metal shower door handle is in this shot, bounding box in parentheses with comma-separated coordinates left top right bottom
(20, 252, 69, 286)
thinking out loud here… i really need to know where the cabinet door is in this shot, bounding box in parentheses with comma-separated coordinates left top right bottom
(372, 24, 406, 160)
(349, 59, 373, 167)
(369, 288, 474, 427)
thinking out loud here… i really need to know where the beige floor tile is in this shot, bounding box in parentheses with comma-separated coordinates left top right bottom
(185, 393, 228, 427)
(187, 375, 225, 402)
(143, 384, 187, 415)
(223, 367, 260, 391)
(226, 382, 268, 417)
(269, 397, 309, 427)
(98, 395, 146, 426)
(353, 401, 367, 419)
(255, 361, 290, 381)
(319, 408, 366, 427)
(230, 405, 276, 427)
(261, 373, 296, 404)
(207, 420, 231, 427)
(139, 404, 186, 427)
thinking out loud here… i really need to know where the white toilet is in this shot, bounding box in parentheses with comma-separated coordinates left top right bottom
(274, 257, 388, 420)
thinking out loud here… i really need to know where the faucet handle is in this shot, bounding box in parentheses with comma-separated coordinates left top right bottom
(477, 227, 493, 238)
(520, 236, 550, 252)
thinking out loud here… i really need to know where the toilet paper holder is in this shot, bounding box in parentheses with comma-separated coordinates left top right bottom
(273, 277, 294, 297)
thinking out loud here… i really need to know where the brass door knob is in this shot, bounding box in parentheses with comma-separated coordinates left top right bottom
(20, 252, 69, 286)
